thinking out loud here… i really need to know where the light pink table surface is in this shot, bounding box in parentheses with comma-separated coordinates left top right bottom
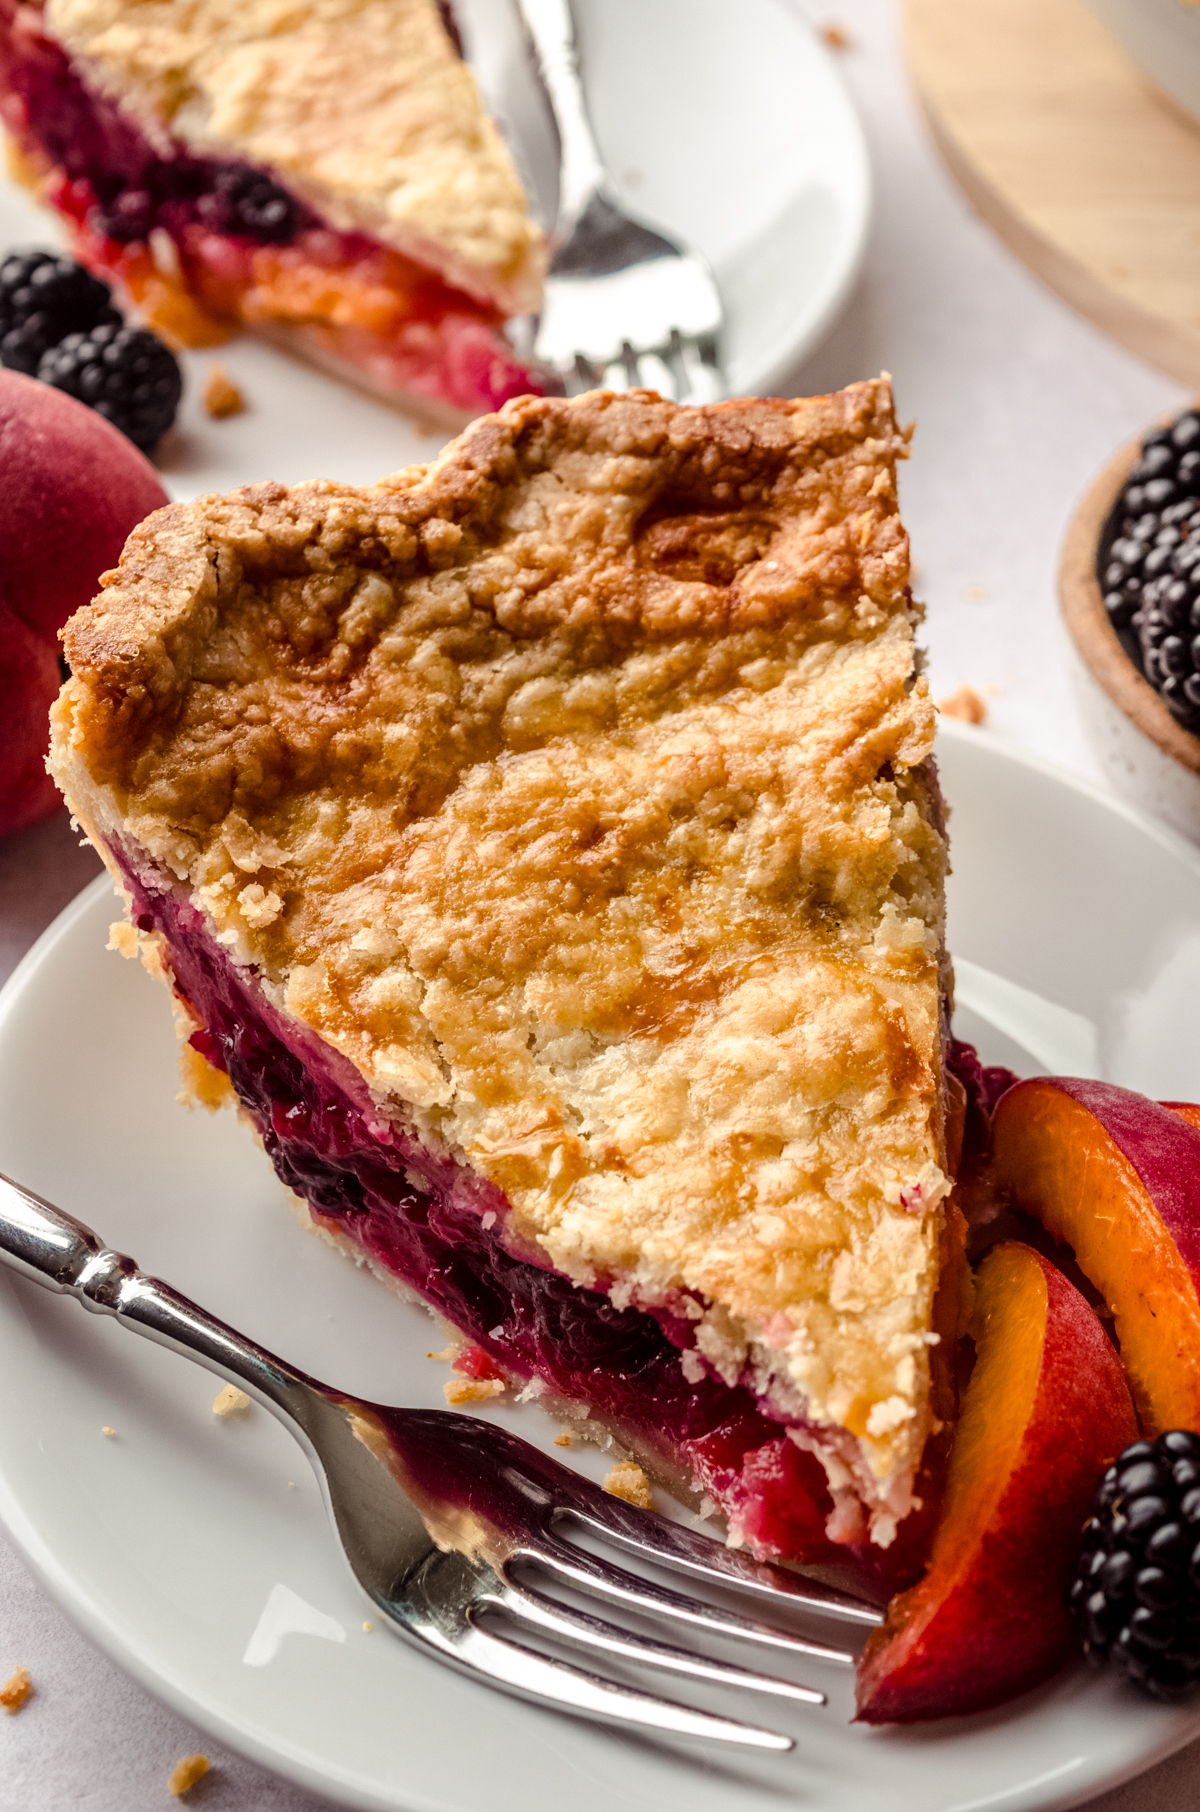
(2, 0, 1197, 1804)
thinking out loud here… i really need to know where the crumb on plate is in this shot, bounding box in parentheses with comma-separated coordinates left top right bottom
(819, 21, 850, 48)
(212, 1384, 251, 1418)
(101, 1426, 116, 1438)
(443, 1376, 506, 1405)
(937, 685, 987, 725)
(203, 366, 244, 418)
(1, 1666, 31, 1713)
(363, 1620, 373, 1632)
(963, 583, 987, 601)
(554, 1429, 572, 1447)
(603, 1461, 654, 1511)
(168, 1753, 210, 1796)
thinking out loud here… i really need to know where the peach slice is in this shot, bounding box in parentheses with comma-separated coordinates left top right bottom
(987, 1077, 1200, 1432)
(856, 1241, 1136, 1723)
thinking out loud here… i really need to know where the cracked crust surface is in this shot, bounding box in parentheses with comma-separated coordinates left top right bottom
(43, 0, 544, 313)
(52, 383, 949, 1536)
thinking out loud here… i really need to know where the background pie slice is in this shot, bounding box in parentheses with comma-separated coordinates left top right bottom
(0, 0, 546, 427)
(50, 382, 962, 1599)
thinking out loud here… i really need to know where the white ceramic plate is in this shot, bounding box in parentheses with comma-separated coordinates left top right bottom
(0, 0, 870, 502)
(3, 719, 1200, 1812)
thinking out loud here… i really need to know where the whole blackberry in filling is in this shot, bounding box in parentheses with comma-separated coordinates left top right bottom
(37, 322, 182, 454)
(1069, 1429, 1200, 1699)
(0, 249, 119, 375)
(1101, 412, 1200, 733)
(196, 166, 302, 243)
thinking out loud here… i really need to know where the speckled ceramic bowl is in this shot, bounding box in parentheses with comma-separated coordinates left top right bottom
(1059, 422, 1200, 842)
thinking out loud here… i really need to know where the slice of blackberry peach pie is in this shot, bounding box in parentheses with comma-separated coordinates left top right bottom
(50, 382, 965, 1601)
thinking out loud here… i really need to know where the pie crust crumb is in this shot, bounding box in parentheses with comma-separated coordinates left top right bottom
(107, 920, 138, 958)
(443, 1376, 506, 1405)
(212, 1384, 251, 1417)
(168, 1753, 210, 1796)
(603, 1461, 654, 1511)
(0, 1666, 31, 1714)
(176, 1041, 236, 1113)
(937, 684, 987, 725)
(203, 366, 245, 419)
(554, 1430, 572, 1447)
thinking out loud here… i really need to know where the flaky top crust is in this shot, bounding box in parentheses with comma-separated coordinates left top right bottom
(43, 0, 544, 313)
(53, 384, 947, 1532)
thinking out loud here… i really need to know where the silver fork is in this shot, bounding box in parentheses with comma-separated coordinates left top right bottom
(512, 0, 726, 403)
(0, 1171, 880, 1750)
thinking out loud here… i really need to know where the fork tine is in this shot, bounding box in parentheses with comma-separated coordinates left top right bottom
(567, 353, 603, 396)
(632, 350, 678, 401)
(450, 1619, 794, 1750)
(678, 335, 726, 405)
(483, 1574, 826, 1706)
(519, 1538, 855, 1665)
(556, 1494, 884, 1628)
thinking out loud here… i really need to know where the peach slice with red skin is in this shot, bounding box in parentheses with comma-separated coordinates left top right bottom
(856, 1241, 1136, 1723)
(987, 1077, 1200, 1432)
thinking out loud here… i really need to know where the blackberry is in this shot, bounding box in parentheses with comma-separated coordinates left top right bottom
(197, 166, 300, 243)
(0, 249, 119, 375)
(1069, 1429, 1200, 1698)
(1100, 411, 1200, 732)
(37, 322, 182, 454)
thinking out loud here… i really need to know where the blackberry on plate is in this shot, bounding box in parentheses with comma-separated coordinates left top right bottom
(37, 322, 182, 454)
(1100, 410, 1200, 733)
(0, 249, 120, 375)
(1069, 1429, 1200, 1698)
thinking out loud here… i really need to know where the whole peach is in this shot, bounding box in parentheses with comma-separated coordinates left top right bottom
(0, 368, 169, 835)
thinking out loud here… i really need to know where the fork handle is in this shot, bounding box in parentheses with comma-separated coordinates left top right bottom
(515, 0, 608, 227)
(0, 1170, 307, 1408)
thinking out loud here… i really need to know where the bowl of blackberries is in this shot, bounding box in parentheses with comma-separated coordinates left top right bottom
(1060, 407, 1200, 841)
(0, 247, 181, 455)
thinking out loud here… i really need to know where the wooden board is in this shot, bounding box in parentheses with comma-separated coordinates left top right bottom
(905, 0, 1200, 388)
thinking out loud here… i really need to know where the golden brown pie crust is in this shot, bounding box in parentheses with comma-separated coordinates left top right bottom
(52, 382, 949, 1543)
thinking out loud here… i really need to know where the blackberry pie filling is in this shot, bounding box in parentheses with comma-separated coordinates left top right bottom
(0, 0, 544, 425)
(51, 385, 964, 1598)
